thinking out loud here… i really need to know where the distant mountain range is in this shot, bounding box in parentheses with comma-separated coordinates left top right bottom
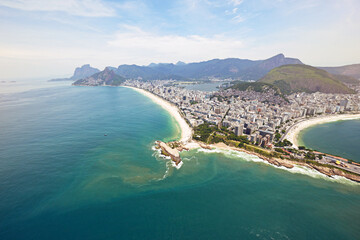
(54, 55, 360, 84)
(68, 54, 304, 84)
(65, 54, 359, 95)
(258, 65, 356, 94)
(319, 64, 360, 80)
(116, 53, 302, 80)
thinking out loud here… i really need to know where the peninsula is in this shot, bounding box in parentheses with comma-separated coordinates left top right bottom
(122, 82, 360, 183)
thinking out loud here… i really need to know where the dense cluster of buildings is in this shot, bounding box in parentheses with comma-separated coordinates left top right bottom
(125, 80, 360, 148)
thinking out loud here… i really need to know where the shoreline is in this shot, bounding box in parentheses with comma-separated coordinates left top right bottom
(123, 86, 360, 183)
(284, 114, 360, 147)
(123, 86, 193, 144)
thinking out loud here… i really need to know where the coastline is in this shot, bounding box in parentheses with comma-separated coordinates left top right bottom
(124, 86, 360, 183)
(284, 114, 360, 147)
(123, 86, 193, 144)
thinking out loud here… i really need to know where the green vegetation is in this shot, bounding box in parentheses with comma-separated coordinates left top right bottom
(274, 139, 292, 147)
(228, 81, 289, 101)
(193, 123, 251, 146)
(230, 82, 282, 94)
(210, 134, 225, 144)
(275, 148, 289, 155)
(274, 132, 281, 141)
(259, 64, 356, 94)
(193, 123, 217, 142)
(73, 68, 126, 86)
(193, 124, 360, 179)
(305, 152, 316, 160)
(109, 75, 126, 86)
(227, 133, 249, 143)
(243, 144, 281, 158)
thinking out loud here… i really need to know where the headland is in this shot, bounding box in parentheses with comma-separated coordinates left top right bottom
(125, 85, 360, 183)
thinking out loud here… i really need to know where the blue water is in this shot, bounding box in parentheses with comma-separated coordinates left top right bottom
(0, 86, 360, 239)
(299, 119, 360, 162)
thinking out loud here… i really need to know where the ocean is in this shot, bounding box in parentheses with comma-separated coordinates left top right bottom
(298, 119, 360, 162)
(0, 85, 360, 239)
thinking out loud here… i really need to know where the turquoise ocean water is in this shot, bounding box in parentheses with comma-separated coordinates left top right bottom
(298, 119, 360, 162)
(0, 86, 360, 239)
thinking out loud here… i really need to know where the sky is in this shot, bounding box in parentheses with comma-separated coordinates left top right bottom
(0, 0, 360, 79)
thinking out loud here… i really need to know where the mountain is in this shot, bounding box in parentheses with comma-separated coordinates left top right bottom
(115, 64, 186, 80)
(58, 54, 301, 82)
(73, 68, 125, 86)
(235, 54, 302, 80)
(71, 64, 100, 80)
(49, 64, 100, 81)
(258, 65, 356, 94)
(229, 82, 283, 95)
(319, 64, 360, 79)
(146, 53, 302, 80)
(333, 75, 360, 84)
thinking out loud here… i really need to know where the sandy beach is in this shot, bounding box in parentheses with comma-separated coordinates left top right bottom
(124, 86, 193, 143)
(284, 114, 360, 147)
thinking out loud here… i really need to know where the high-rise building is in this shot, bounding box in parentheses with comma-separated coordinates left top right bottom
(234, 124, 244, 136)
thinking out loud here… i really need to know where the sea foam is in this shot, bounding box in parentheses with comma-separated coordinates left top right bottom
(195, 147, 358, 185)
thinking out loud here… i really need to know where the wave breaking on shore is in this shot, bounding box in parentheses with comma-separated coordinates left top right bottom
(127, 86, 359, 185)
(194, 146, 358, 185)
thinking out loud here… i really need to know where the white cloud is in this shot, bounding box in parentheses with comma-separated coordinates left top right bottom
(229, 0, 243, 6)
(232, 14, 244, 23)
(107, 25, 244, 63)
(0, 0, 114, 17)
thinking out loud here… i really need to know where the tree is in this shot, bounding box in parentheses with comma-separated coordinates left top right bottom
(305, 152, 316, 160)
(274, 132, 281, 141)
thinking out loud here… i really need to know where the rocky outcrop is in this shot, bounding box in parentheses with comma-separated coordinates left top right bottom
(71, 64, 100, 80)
(266, 158, 294, 169)
(199, 143, 212, 150)
(156, 141, 181, 165)
(310, 164, 360, 183)
(209, 142, 294, 169)
(176, 146, 189, 151)
(155, 139, 360, 183)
